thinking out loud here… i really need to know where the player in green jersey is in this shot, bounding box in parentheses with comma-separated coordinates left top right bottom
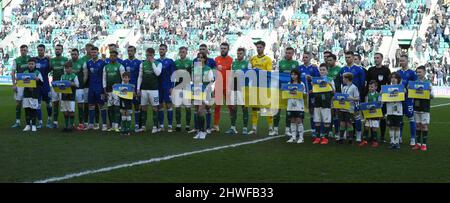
(173, 46, 194, 132)
(225, 47, 252, 135)
(137, 48, 162, 133)
(274, 47, 299, 136)
(68, 48, 88, 130)
(11, 45, 31, 128)
(50, 44, 69, 128)
(326, 53, 341, 139)
(103, 50, 125, 132)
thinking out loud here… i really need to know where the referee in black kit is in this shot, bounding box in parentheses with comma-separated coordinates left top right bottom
(366, 53, 391, 143)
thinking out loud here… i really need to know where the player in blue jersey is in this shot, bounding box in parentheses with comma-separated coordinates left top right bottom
(193, 44, 217, 133)
(35, 44, 53, 129)
(83, 47, 108, 131)
(338, 51, 366, 143)
(297, 52, 320, 138)
(105, 44, 124, 65)
(123, 45, 143, 132)
(338, 51, 366, 99)
(397, 54, 418, 146)
(193, 44, 217, 69)
(156, 44, 176, 132)
(79, 43, 98, 130)
(353, 53, 368, 101)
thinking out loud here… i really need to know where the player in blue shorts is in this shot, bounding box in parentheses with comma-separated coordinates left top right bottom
(156, 44, 176, 132)
(35, 44, 53, 129)
(123, 45, 143, 132)
(83, 46, 108, 131)
(297, 52, 320, 138)
(396, 54, 418, 146)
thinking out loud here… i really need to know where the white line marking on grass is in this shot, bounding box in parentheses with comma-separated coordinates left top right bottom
(430, 103, 450, 108)
(33, 130, 312, 183)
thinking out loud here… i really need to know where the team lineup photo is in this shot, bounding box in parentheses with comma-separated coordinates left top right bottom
(1, 0, 450, 187)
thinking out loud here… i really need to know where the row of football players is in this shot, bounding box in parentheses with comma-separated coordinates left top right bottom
(10, 42, 431, 150)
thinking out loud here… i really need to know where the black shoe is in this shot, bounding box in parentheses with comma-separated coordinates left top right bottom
(176, 127, 181, 132)
(348, 140, 353, 145)
(62, 128, 68, 132)
(185, 127, 191, 132)
(338, 139, 344, 144)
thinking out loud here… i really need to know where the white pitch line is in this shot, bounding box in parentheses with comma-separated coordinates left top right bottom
(430, 103, 450, 108)
(29, 102, 450, 183)
(32, 130, 312, 183)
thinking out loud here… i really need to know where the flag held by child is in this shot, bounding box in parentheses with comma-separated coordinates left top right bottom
(113, 84, 135, 100)
(359, 101, 383, 119)
(381, 85, 405, 102)
(408, 81, 431, 100)
(52, 80, 72, 94)
(333, 93, 351, 110)
(17, 73, 36, 88)
(281, 83, 304, 99)
(312, 77, 333, 93)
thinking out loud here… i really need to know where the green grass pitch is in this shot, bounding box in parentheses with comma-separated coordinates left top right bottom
(1, 86, 450, 183)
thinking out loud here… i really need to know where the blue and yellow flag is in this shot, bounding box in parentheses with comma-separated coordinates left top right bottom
(408, 81, 431, 100)
(52, 80, 72, 94)
(359, 102, 383, 119)
(312, 77, 333, 93)
(381, 85, 405, 102)
(113, 84, 135, 100)
(183, 84, 208, 101)
(17, 73, 36, 88)
(333, 93, 351, 110)
(241, 68, 290, 109)
(281, 83, 304, 99)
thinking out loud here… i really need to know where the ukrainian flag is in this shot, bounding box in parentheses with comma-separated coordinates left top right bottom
(17, 73, 36, 88)
(381, 85, 405, 102)
(312, 77, 333, 93)
(359, 102, 383, 119)
(52, 80, 72, 94)
(333, 93, 351, 110)
(241, 69, 290, 109)
(113, 84, 135, 100)
(281, 83, 305, 99)
(408, 81, 431, 100)
(183, 84, 209, 101)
